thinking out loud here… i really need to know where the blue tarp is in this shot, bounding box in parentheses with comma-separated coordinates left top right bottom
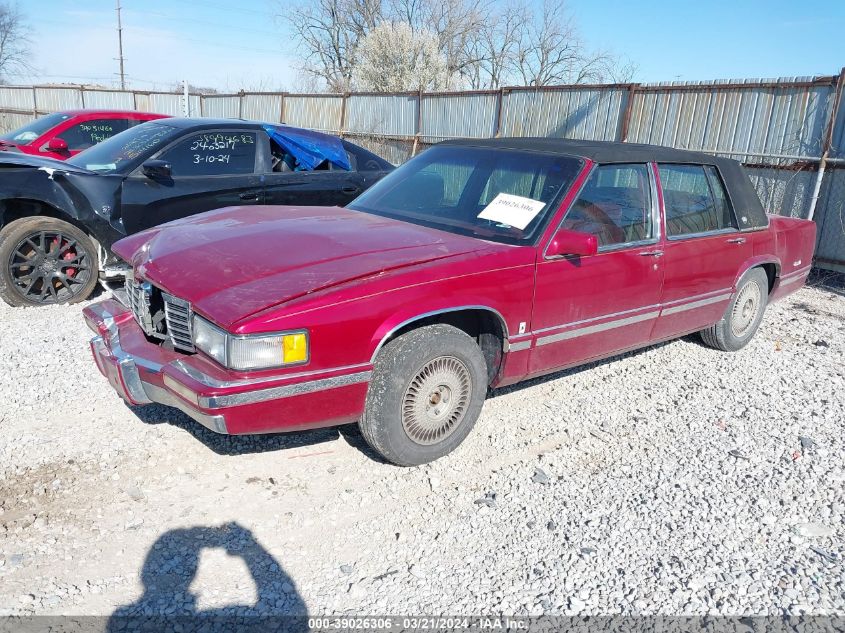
(263, 125, 351, 171)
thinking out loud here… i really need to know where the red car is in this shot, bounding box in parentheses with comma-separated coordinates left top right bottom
(83, 139, 816, 466)
(0, 110, 169, 160)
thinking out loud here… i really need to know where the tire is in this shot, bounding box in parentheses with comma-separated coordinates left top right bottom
(0, 216, 99, 307)
(700, 267, 769, 352)
(360, 324, 489, 466)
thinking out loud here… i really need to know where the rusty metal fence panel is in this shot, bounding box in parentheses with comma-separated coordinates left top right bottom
(345, 94, 417, 137)
(627, 78, 835, 160)
(0, 75, 844, 269)
(283, 95, 343, 132)
(500, 86, 627, 140)
(421, 92, 498, 141)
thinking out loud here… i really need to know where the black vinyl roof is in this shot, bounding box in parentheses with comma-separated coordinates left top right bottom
(439, 137, 769, 231)
(441, 137, 732, 165)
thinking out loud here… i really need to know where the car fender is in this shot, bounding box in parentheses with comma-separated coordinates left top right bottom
(731, 255, 781, 293)
(367, 301, 511, 363)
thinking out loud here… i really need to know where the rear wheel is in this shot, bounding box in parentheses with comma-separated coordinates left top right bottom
(0, 216, 99, 307)
(700, 267, 768, 351)
(360, 324, 488, 466)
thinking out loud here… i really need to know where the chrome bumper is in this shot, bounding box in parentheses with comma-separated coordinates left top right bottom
(89, 332, 228, 434)
(85, 300, 373, 436)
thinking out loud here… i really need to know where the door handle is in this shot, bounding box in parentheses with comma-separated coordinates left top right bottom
(239, 191, 260, 201)
(726, 237, 747, 244)
(639, 250, 664, 257)
(342, 185, 360, 194)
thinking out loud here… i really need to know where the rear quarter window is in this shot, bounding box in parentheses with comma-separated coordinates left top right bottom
(659, 164, 737, 237)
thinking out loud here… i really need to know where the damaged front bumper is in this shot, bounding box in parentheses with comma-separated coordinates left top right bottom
(83, 300, 371, 435)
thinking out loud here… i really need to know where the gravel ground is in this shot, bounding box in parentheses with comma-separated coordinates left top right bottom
(0, 282, 843, 619)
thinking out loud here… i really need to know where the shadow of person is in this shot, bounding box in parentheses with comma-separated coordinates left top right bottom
(107, 523, 308, 632)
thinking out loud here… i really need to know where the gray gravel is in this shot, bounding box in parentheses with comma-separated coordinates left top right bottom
(0, 283, 843, 618)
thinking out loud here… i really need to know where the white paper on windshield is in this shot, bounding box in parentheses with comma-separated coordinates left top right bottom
(477, 193, 546, 230)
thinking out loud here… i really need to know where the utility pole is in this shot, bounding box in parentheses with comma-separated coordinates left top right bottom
(116, 0, 126, 90)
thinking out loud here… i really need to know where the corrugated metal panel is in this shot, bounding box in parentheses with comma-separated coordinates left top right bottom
(627, 78, 833, 160)
(0, 87, 34, 112)
(284, 95, 343, 132)
(421, 93, 497, 140)
(0, 111, 33, 134)
(185, 95, 202, 116)
(345, 133, 411, 165)
(134, 93, 150, 112)
(34, 87, 82, 112)
(345, 94, 417, 136)
(146, 93, 185, 116)
(202, 96, 241, 118)
(241, 94, 283, 122)
(81, 90, 135, 110)
(499, 87, 626, 140)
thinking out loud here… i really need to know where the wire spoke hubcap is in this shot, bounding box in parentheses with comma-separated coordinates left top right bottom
(402, 356, 472, 446)
(9, 230, 91, 304)
(730, 282, 761, 337)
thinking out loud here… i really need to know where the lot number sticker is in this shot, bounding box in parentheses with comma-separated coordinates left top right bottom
(477, 193, 546, 230)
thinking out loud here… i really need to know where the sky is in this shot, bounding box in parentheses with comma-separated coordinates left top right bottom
(17, 0, 845, 91)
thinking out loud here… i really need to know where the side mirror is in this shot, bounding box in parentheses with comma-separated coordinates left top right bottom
(142, 159, 172, 180)
(46, 138, 69, 153)
(546, 228, 598, 258)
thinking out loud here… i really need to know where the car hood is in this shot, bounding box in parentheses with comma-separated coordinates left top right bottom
(0, 151, 89, 172)
(115, 205, 492, 329)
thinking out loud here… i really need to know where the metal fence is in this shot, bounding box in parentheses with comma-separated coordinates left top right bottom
(1, 72, 844, 271)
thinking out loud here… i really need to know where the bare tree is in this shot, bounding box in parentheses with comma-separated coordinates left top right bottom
(278, 0, 486, 91)
(279, 0, 383, 92)
(353, 21, 452, 91)
(464, 0, 529, 89)
(0, 2, 31, 82)
(278, 0, 635, 92)
(513, 0, 634, 86)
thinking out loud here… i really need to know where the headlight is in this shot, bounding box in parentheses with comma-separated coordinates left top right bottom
(192, 317, 228, 366)
(192, 316, 308, 371)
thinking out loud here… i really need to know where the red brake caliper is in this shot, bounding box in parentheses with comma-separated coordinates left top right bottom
(52, 237, 77, 277)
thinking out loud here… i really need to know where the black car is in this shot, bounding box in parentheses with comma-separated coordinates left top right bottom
(0, 118, 393, 307)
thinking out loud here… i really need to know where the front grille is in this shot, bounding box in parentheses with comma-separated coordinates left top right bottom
(162, 292, 195, 352)
(124, 278, 195, 352)
(125, 278, 155, 335)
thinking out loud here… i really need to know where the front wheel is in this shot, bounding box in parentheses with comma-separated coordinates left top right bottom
(700, 267, 769, 352)
(0, 216, 99, 307)
(360, 324, 489, 466)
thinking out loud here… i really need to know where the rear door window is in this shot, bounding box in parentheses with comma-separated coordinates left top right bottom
(157, 131, 258, 177)
(658, 164, 737, 238)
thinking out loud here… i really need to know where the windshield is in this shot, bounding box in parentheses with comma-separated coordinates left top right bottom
(0, 112, 72, 143)
(67, 122, 177, 173)
(348, 145, 582, 245)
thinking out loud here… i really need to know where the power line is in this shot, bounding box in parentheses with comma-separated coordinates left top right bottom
(148, 0, 270, 17)
(122, 8, 283, 37)
(122, 26, 286, 57)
